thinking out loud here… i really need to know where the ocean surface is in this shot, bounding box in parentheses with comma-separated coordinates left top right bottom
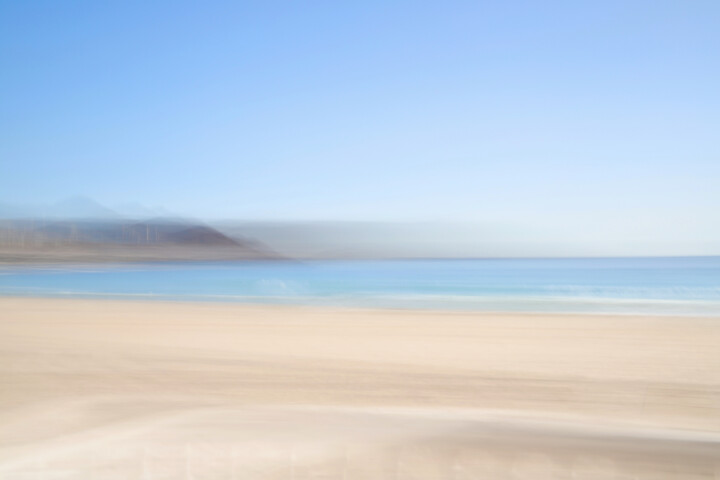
(2, 257, 720, 315)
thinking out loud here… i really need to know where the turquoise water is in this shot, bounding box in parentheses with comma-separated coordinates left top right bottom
(2, 257, 720, 315)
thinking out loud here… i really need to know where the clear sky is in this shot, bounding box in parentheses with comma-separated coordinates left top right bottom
(1, 1, 719, 254)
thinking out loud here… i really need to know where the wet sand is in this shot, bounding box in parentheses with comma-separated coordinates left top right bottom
(1, 297, 719, 478)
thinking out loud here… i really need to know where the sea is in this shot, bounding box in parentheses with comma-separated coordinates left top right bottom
(1, 257, 720, 315)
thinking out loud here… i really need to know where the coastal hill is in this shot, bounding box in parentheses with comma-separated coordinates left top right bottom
(0, 219, 277, 263)
(30, 220, 241, 246)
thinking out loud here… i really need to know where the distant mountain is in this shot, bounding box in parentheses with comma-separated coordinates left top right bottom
(47, 196, 120, 219)
(0, 218, 278, 263)
(112, 202, 179, 219)
(0, 197, 180, 221)
(163, 225, 239, 245)
(4, 219, 241, 246)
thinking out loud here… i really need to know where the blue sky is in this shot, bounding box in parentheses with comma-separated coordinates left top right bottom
(1, 1, 719, 252)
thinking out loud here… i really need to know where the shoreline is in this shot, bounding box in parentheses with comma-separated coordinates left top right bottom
(3, 292, 720, 318)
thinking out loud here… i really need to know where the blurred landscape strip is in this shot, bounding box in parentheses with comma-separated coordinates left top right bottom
(0, 217, 279, 264)
(3, 197, 719, 263)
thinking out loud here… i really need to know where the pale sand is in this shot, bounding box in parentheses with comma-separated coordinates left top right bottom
(1, 297, 719, 478)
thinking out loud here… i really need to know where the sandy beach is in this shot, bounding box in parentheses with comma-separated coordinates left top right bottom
(1, 297, 719, 479)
